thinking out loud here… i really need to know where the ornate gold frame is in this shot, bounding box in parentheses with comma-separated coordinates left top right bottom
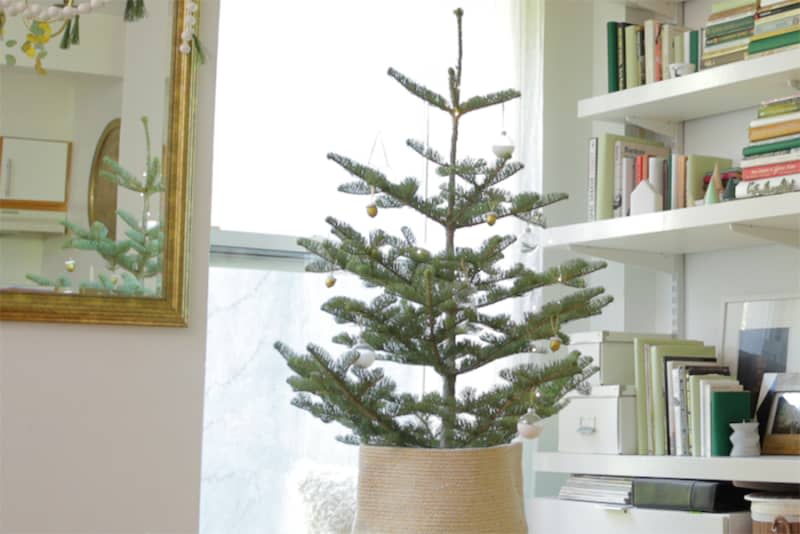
(88, 118, 121, 240)
(0, 0, 199, 327)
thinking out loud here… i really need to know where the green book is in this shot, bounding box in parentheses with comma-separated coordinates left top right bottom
(710, 391, 751, 456)
(608, 21, 620, 93)
(743, 136, 800, 157)
(690, 30, 699, 69)
(706, 17, 755, 39)
(748, 29, 800, 54)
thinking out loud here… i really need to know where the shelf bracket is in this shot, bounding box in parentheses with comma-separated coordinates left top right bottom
(568, 245, 679, 273)
(625, 116, 680, 140)
(729, 223, 800, 249)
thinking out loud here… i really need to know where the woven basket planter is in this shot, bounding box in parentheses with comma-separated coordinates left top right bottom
(352, 442, 526, 534)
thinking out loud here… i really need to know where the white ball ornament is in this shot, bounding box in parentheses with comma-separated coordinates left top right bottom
(179, 43, 192, 54)
(181, 30, 193, 41)
(62, 5, 76, 18)
(90, 0, 103, 8)
(186, 1, 198, 12)
(47, 5, 60, 17)
(492, 131, 515, 158)
(517, 410, 544, 440)
(353, 343, 376, 369)
(0, 0, 10, 9)
(78, 3, 91, 15)
(28, 3, 42, 16)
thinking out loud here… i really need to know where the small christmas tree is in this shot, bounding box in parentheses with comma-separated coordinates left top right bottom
(27, 116, 164, 296)
(275, 9, 612, 448)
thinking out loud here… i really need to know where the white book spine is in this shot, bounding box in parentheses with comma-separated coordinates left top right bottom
(736, 174, 800, 197)
(648, 156, 665, 196)
(683, 32, 691, 68)
(622, 157, 635, 217)
(587, 137, 598, 221)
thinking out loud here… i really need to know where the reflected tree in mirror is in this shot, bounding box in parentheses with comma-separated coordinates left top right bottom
(26, 117, 163, 296)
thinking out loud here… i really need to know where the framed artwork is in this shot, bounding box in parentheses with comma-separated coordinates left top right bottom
(721, 295, 800, 414)
(763, 387, 800, 455)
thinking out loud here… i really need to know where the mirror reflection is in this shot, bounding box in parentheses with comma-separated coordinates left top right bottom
(0, 0, 174, 297)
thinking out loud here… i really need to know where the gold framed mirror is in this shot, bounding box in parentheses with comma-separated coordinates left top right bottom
(0, 0, 200, 326)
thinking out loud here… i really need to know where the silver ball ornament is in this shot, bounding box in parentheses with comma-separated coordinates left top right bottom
(492, 131, 515, 158)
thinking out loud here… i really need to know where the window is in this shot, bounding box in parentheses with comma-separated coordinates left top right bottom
(201, 2, 542, 531)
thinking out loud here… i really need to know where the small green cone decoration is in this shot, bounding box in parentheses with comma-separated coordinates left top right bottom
(59, 19, 72, 49)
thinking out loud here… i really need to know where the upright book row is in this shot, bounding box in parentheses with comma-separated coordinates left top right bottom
(606, 0, 800, 94)
(633, 338, 750, 457)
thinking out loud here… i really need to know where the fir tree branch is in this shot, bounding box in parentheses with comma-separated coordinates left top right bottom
(458, 89, 521, 116)
(387, 68, 452, 113)
(406, 139, 445, 166)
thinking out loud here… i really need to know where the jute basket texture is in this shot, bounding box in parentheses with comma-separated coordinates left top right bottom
(352, 441, 526, 534)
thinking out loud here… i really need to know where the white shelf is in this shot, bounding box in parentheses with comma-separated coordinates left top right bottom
(534, 452, 800, 483)
(541, 193, 800, 264)
(578, 49, 800, 122)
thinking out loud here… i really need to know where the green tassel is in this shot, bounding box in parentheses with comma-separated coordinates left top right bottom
(124, 0, 136, 21)
(59, 19, 72, 50)
(192, 34, 206, 65)
(71, 16, 80, 45)
(134, 0, 145, 19)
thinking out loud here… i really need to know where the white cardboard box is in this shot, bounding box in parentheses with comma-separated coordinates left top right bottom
(569, 331, 673, 386)
(559, 385, 637, 454)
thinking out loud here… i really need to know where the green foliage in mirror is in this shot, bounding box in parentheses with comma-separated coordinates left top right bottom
(26, 117, 164, 296)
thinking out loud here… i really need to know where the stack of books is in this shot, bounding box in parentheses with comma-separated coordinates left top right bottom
(702, 0, 757, 69)
(558, 475, 632, 505)
(633, 337, 752, 457)
(605, 21, 699, 93)
(739, 94, 800, 197)
(748, 0, 800, 58)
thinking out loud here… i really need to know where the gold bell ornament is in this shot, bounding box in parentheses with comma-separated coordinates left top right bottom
(64, 258, 76, 272)
(325, 274, 337, 288)
(485, 211, 498, 226)
(366, 202, 378, 218)
(549, 336, 562, 352)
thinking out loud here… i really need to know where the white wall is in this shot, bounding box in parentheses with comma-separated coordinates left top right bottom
(0, 3, 219, 534)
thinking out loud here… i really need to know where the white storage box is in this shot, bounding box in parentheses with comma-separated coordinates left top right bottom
(569, 331, 672, 386)
(559, 385, 637, 454)
(528, 498, 751, 534)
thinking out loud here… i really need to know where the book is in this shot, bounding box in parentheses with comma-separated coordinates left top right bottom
(749, 118, 800, 142)
(759, 101, 800, 118)
(607, 21, 619, 93)
(650, 345, 716, 455)
(743, 135, 800, 156)
(689, 374, 730, 456)
(747, 29, 800, 54)
(710, 4, 758, 20)
(597, 134, 664, 220)
(615, 140, 669, 218)
(706, 17, 756, 40)
(702, 49, 747, 68)
(759, 1, 800, 19)
(679, 365, 730, 455)
(661, 24, 686, 79)
(711, 0, 756, 12)
(747, 41, 800, 58)
(625, 25, 642, 89)
(634, 338, 703, 455)
(686, 155, 733, 206)
(631, 479, 750, 512)
(689, 30, 700, 69)
(754, 11, 800, 36)
(701, 379, 742, 456)
(705, 28, 754, 45)
(752, 23, 800, 42)
(710, 390, 752, 456)
(742, 159, 800, 179)
(619, 23, 629, 90)
(669, 154, 680, 210)
(587, 137, 598, 221)
(644, 20, 660, 84)
(750, 110, 800, 128)
(704, 36, 751, 54)
(735, 174, 800, 197)
(677, 154, 688, 208)
(622, 156, 635, 217)
(741, 150, 800, 167)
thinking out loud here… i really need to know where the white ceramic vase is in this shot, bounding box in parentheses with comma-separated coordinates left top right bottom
(729, 421, 761, 457)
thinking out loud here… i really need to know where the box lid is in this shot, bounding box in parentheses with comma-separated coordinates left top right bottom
(568, 331, 674, 345)
(567, 384, 636, 398)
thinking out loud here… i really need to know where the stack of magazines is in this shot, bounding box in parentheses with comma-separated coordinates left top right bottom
(558, 475, 633, 505)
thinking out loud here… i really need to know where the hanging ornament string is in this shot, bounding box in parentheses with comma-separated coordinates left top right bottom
(365, 132, 393, 219)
